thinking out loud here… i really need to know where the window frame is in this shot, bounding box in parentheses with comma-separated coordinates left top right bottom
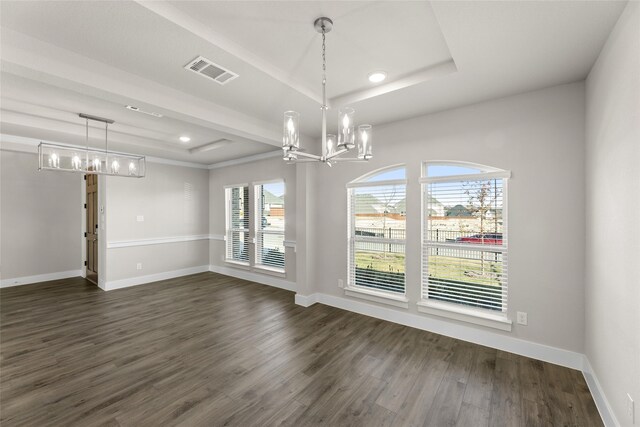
(224, 184, 250, 266)
(346, 165, 409, 307)
(254, 179, 286, 273)
(419, 162, 512, 330)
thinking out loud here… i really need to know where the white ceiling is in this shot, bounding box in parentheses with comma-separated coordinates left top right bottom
(0, 1, 627, 165)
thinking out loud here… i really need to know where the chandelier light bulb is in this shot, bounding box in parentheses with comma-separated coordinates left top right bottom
(337, 107, 355, 149)
(49, 152, 60, 168)
(282, 111, 300, 150)
(357, 124, 373, 160)
(71, 154, 82, 170)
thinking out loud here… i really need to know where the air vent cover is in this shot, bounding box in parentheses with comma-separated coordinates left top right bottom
(184, 56, 238, 85)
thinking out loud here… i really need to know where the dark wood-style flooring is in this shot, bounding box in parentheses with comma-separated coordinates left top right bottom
(0, 273, 602, 426)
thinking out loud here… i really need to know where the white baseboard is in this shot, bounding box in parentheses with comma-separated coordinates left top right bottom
(0, 270, 83, 288)
(209, 264, 296, 292)
(103, 265, 210, 291)
(294, 293, 318, 307)
(295, 292, 584, 371)
(582, 356, 620, 427)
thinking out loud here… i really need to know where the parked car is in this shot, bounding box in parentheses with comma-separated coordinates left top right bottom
(455, 233, 503, 245)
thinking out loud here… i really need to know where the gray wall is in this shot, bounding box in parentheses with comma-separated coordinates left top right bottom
(105, 162, 210, 282)
(0, 150, 82, 280)
(209, 156, 297, 282)
(306, 82, 587, 352)
(585, 2, 640, 425)
(0, 82, 592, 357)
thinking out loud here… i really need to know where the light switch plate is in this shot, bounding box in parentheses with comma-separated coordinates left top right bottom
(136, 215, 144, 222)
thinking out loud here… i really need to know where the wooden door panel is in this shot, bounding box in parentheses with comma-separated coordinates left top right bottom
(86, 174, 98, 283)
(94, 241, 98, 274)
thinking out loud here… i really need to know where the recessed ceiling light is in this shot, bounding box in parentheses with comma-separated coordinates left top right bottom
(368, 71, 387, 83)
(179, 136, 191, 143)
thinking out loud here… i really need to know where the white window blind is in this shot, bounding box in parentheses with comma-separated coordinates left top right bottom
(255, 182, 285, 270)
(348, 175, 406, 295)
(422, 169, 508, 312)
(225, 186, 249, 264)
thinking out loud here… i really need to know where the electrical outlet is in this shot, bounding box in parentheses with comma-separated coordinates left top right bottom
(516, 311, 528, 325)
(628, 394, 635, 423)
(136, 263, 142, 270)
(136, 215, 144, 222)
(338, 279, 344, 288)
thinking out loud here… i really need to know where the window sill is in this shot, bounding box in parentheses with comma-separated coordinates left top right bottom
(253, 265, 286, 277)
(417, 300, 512, 331)
(344, 286, 409, 309)
(224, 260, 251, 270)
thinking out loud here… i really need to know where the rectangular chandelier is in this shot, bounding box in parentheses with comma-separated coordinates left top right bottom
(37, 113, 146, 178)
(38, 142, 146, 177)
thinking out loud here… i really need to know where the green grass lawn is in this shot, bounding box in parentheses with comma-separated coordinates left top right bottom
(355, 251, 502, 287)
(355, 251, 405, 274)
(428, 255, 502, 286)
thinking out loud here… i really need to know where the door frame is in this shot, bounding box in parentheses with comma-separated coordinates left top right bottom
(81, 173, 107, 288)
(81, 176, 86, 279)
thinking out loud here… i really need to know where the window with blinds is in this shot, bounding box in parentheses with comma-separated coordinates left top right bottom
(225, 185, 249, 264)
(255, 181, 285, 270)
(348, 167, 407, 295)
(421, 163, 510, 313)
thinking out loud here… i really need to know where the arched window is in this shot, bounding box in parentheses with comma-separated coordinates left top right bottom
(346, 166, 407, 299)
(420, 161, 510, 320)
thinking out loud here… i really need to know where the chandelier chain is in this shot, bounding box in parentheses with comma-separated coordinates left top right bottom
(322, 30, 326, 75)
(321, 28, 327, 110)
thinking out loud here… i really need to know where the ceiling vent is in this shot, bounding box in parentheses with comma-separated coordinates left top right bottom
(184, 56, 238, 85)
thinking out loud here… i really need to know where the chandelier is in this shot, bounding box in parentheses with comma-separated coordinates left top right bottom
(38, 113, 145, 178)
(282, 17, 372, 166)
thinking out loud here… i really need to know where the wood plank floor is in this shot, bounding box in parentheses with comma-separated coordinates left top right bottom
(0, 273, 602, 426)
